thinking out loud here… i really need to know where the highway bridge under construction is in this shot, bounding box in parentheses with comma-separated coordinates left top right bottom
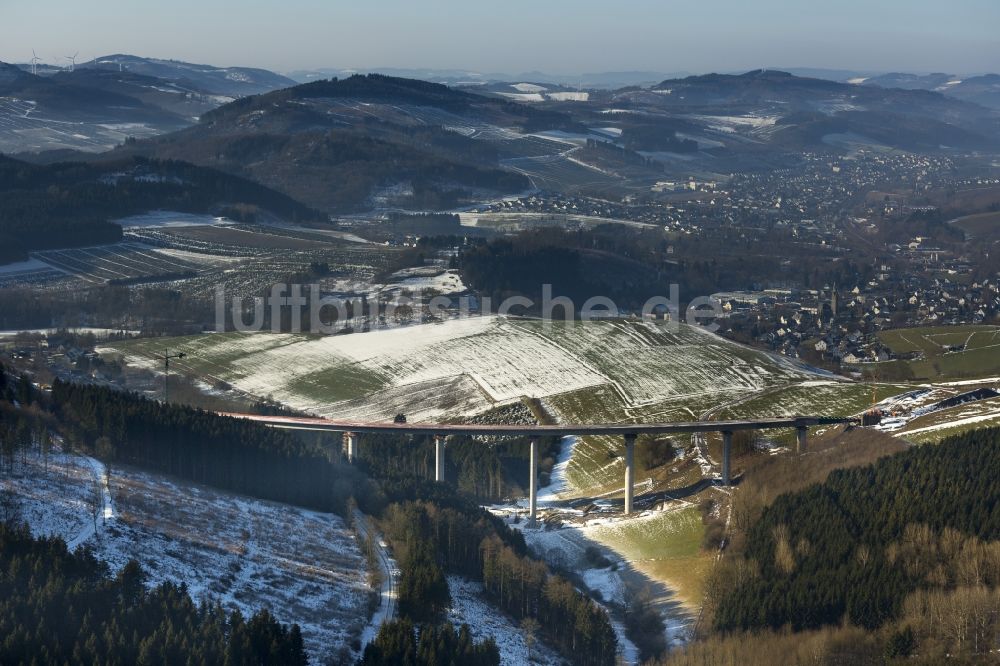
(223, 413, 855, 522)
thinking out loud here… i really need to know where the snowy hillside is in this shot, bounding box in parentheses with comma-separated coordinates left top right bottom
(107, 316, 816, 425)
(4, 444, 373, 664)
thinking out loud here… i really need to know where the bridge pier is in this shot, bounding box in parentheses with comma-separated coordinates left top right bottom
(434, 435, 445, 482)
(528, 438, 538, 526)
(345, 432, 358, 463)
(796, 426, 808, 454)
(722, 430, 733, 486)
(624, 433, 636, 515)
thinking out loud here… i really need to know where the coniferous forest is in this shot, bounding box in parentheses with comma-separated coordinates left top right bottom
(50, 378, 371, 513)
(377, 495, 618, 666)
(715, 426, 1000, 632)
(695, 426, 1000, 663)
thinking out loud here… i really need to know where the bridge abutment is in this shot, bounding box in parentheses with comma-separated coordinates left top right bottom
(796, 425, 808, 454)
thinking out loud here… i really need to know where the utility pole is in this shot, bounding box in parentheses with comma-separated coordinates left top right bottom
(155, 350, 186, 403)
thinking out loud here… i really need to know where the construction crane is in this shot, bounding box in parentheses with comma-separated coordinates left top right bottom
(155, 350, 186, 403)
(871, 368, 878, 407)
(861, 368, 883, 426)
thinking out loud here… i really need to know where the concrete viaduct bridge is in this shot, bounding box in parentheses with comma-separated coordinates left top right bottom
(224, 414, 853, 521)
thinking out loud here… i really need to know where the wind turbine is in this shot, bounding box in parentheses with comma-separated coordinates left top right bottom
(65, 52, 78, 72)
(30, 49, 39, 75)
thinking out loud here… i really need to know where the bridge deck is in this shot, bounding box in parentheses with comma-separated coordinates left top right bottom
(221, 413, 853, 437)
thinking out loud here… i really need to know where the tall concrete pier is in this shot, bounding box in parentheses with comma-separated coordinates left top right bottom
(624, 433, 636, 515)
(345, 432, 358, 463)
(528, 438, 539, 526)
(434, 435, 445, 482)
(721, 431, 733, 486)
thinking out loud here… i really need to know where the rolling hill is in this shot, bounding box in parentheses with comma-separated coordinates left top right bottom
(0, 61, 192, 153)
(861, 72, 1000, 110)
(0, 55, 298, 154)
(6, 65, 998, 209)
(83, 54, 297, 97)
(0, 153, 324, 262)
(611, 69, 1000, 152)
(114, 74, 570, 211)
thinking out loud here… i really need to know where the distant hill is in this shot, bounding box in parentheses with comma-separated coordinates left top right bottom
(860, 71, 1000, 109)
(0, 154, 324, 262)
(947, 74, 1000, 110)
(117, 74, 553, 212)
(286, 68, 686, 89)
(0, 62, 184, 123)
(861, 71, 958, 90)
(51, 68, 224, 118)
(0, 55, 298, 154)
(83, 54, 297, 97)
(0, 61, 194, 154)
(6, 64, 998, 207)
(608, 69, 1000, 152)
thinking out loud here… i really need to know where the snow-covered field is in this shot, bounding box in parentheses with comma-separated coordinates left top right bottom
(498, 92, 546, 103)
(107, 317, 815, 426)
(385, 267, 467, 295)
(512, 83, 547, 93)
(5, 446, 373, 664)
(547, 92, 589, 102)
(114, 211, 229, 229)
(687, 113, 779, 134)
(0, 257, 59, 275)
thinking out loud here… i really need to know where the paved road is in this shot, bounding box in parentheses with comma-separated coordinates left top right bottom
(221, 413, 851, 437)
(354, 510, 397, 645)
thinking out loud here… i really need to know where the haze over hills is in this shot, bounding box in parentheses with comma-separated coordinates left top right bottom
(110, 74, 568, 211)
(8, 63, 992, 212)
(0, 55, 299, 153)
(0, 61, 192, 153)
(4, 56, 999, 213)
(626, 69, 1000, 152)
(287, 67, 690, 89)
(858, 72, 1000, 110)
(82, 54, 298, 97)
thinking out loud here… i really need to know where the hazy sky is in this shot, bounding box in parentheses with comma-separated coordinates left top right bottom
(2, 0, 998, 75)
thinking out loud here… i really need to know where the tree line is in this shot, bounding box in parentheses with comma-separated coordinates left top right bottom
(458, 226, 860, 313)
(49, 378, 371, 514)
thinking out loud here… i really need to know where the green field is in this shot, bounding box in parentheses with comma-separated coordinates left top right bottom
(586, 507, 710, 607)
(950, 211, 1000, 240)
(877, 325, 1000, 380)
